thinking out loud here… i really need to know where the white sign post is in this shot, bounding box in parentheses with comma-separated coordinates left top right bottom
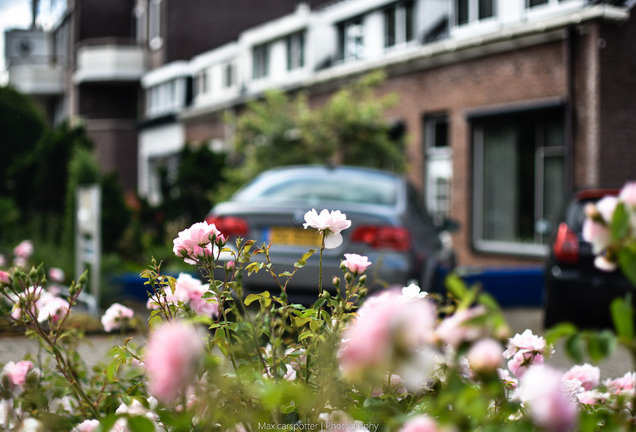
(75, 184, 101, 313)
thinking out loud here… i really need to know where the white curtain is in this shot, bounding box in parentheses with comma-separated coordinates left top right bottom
(482, 125, 518, 242)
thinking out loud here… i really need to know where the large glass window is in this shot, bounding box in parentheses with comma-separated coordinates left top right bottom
(424, 114, 452, 223)
(472, 108, 565, 255)
(337, 17, 364, 61)
(384, 1, 415, 48)
(286, 31, 305, 71)
(252, 43, 270, 79)
(148, 0, 162, 50)
(456, 0, 495, 25)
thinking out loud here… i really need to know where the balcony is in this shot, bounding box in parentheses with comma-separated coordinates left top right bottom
(7, 63, 64, 95)
(73, 38, 146, 83)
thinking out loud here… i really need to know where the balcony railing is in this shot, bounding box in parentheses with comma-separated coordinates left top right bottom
(74, 38, 146, 83)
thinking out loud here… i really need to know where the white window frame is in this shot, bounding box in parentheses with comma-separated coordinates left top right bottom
(384, 1, 415, 49)
(134, 4, 147, 44)
(286, 31, 305, 71)
(455, 0, 496, 26)
(252, 42, 270, 79)
(149, 0, 163, 50)
(337, 16, 365, 62)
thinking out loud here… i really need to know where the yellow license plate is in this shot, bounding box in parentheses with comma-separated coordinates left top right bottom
(268, 227, 322, 247)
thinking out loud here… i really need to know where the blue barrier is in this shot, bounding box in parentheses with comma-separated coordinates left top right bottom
(454, 267, 545, 307)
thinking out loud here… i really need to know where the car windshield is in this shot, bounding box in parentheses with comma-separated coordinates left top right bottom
(233, 170, 399, 206)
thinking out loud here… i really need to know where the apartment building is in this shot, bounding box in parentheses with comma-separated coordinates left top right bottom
(140, 0, 636, 267)
(5, 0, 329, 194)
(7, 0, 636, 267)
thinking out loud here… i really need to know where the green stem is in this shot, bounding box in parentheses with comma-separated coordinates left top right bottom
(318, 234, 325, 296)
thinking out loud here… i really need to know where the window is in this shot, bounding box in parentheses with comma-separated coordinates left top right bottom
(337, 17, 364, 61)
(528, 0, 549, 6)
(196, 70, 208, 96)
(223, 62, 235, 88)
(148, 0, 162, 50)
(134, 4, 147, 44)
(384, 1, 415, 48)
(424, 114, 452, 222)
(456, 0, 495, 25)
(286, 31, 305, 71)
(472, 108, 565, 255)
(146, 79, 185, 117)
(253, 43, 270, 79)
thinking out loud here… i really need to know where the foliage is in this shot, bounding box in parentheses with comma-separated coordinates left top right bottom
(222, 70, 406, 197)
(2, 204, 636, 431)
(0, 86, 47, 197)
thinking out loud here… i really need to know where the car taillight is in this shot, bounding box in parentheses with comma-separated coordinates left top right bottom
(204, 215, 249, 238)
(553, 222, 579, 264)
(351, 226, 412, 252)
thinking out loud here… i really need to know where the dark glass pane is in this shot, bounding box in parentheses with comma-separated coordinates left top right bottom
(405, 1, 415, 41)
(479, 0, 494, 20)
(456, 0, 469, 25)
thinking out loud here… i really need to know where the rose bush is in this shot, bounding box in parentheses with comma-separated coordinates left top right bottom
(0, 203, 635, 431)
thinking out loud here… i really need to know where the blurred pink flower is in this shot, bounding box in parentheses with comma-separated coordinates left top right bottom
(36, 293, 70, 323)
(503, 329, 550, 359)
(342, 253, 372, 274)
(466, 338, 503, 373)
(516, 365, 578, 432)
(101, 303, 134, 332)
(303, 209, 351, 249)
(0, 271, 10, 284)
(190, 297, 219, 318)
(13, 240, 33, 259)
(48, 267, 65, 283)
(72, 419, 100, 432)
(401, 283, 428, 300)
(173, 221, 222, 265)
(338, 290, 436, 378)
(399, 415, 442, 432)
(145, 320, 204, 404)
(582, 219, 611, 255)
(562, 363, 600, 391)
(576, 389, 609, 405)
(435, 306, 487, 348)
(2, 360, 34, 391)
(604, 371, 636, 395)
(174, 273, 208, 304)
(619, 181, 636, 206)
(508, 351, 544, 378)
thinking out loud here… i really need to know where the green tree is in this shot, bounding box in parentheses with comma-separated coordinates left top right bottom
(224, 70, 405, 194)
(0, 86, 47, 197)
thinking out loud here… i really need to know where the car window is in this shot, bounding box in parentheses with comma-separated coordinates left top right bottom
(234, 172, 398, 206)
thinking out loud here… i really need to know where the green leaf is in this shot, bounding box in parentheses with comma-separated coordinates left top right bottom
(94, 415, 117, 432)
(565, 333, 584, 364)
(544, 322, 578, 346)
(586, 330, 616, 363)
(127, 415, 155, 432)
(245, 291, 270, 306)
(611, 202, 630, 241)
(292, 316, 311, 327)
(618, 245, 636, 288)
(610, 295, 634, 342)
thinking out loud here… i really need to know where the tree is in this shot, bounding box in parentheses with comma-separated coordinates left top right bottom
(224, 70, 406, 194)
(0, 86, 47, 197)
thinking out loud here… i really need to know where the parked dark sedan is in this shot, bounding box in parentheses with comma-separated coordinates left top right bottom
(543, 188, 634, 330)
(205, 165, 456, 303)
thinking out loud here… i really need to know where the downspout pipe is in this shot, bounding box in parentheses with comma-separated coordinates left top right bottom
(565, 25, 575, 194)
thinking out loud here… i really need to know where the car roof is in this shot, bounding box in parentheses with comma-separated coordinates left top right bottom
(573, 188, 619, 201)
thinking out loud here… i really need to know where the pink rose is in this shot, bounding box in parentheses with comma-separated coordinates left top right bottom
(503, 329, 549, 358)
(190, 297, 219, 318)
(508, 351, 544, 378)
(173, 221, 223, 265)
(174, 273, 208, 304)
(36, 293, 70, 323)
(399, 415, 442, 432)
(144, 320, 204, 403)
(562, 363, 600, 391)
(517, 365, 579, 432)
(303, 209, 351, 249)
(73, 419, 100, 432)
(466, 338, 503, 373)
(604, 371, 636, 395)
(2, 360, 34, 391)
(342, 253, 372, 274)
(101, 303, 134, 332)
(0, 271, 10, 284)
(338, 290, 436, 378)
(582, 219, 611, 255)
(48, 267, 65, 283)
(435, 306, 487, 348)
(619, 181, 636, 206)
(13, 240, 34, 258)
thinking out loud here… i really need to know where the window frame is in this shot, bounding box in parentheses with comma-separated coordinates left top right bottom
(455, 0, 495, 26)
(337, 16, 365, 62)
(252, 42, 270, 80)
(286, 31, 306, 71)
(470, 105, 566, 257)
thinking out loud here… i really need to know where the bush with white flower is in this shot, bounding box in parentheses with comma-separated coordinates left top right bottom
(1, 202, 636, 431)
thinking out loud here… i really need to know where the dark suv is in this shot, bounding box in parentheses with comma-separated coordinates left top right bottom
(543, 188, 635, 330)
